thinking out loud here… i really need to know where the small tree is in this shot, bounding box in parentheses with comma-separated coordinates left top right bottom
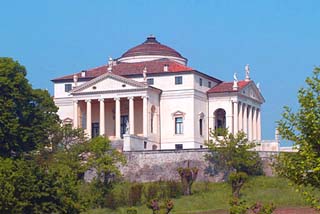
(275, 68, 320, 209)
(206, 129, 263, 198)
(177, 164, 198, 195)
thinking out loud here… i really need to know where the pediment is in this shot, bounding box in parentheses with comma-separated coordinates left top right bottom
(239, 82, 265, 103)
(71, 72, 147, 94)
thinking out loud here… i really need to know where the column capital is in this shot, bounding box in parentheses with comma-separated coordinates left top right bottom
(127, 96, 134, 100)
(73, 100, 78, 104)
(141, 95, 149, 100)
(114, 97, 120, 101)
(98, 98, 104, 102)
(85, 99, 91, 103)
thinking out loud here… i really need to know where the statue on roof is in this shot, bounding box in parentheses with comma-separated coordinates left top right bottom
(233, 72, 238, 82)
(143, 66, 147, 81)
(245, 64, 250, 81)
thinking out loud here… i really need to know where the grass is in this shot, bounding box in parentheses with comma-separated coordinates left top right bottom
(82, 176, 315, 214)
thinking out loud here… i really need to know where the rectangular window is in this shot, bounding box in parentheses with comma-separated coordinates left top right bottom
(199, 119, 203, 136)
(92, 122, 100, 138)
(199, 78, 203, 86)
(175, 144, 183, 150)
(175, 117, 183, 134)
(144, 141, 147, 149)
(65, 84, 72, 92)
(147, 78, 154, 85)
(208, 81, 212, 88)
(175, 76, 183, 85)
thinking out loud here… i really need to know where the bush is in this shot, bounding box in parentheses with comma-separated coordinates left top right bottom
(166, 180, 182, 198)
(144, 182, 160, 202)
(129, 183, 144, 206)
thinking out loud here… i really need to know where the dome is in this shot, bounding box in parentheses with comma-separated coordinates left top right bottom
(118, 35, 187, 65)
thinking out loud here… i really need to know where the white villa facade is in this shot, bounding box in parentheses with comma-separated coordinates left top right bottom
(52, 36, 276, 151)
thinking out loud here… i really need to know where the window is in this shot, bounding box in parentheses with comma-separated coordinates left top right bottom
(199, 118, 203, 136)
(147, 78, 154, 85)
(208, 81, 212, 88)
(175, 76, 183, 85)
(199, 78, 203, 86)
(175, 117, 183, 134)
(144, 141, 147, 149)
(65, 84, 72, 92)
(175, 144, 183, 150)
(92, 122, 100, 138)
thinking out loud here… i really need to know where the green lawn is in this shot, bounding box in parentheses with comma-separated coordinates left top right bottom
(82, 176, 314, 214)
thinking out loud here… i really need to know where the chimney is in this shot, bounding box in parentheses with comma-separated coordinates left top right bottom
(73, 74, 78, 86)
(163, 64, 169, 72)
(81, 70, 86, 77)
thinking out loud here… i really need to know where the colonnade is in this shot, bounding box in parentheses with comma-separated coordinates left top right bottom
(73, 96, 149, 139)
(233, 102, 261, 141)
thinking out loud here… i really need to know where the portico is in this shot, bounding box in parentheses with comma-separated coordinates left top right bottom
(72, 96, 149, 139)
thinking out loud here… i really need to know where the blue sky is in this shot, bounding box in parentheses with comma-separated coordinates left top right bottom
(1, 0, 319, 143)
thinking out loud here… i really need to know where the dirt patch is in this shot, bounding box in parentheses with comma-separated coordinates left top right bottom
(177, 207, 318, 214)
(274, 207, 318, 214)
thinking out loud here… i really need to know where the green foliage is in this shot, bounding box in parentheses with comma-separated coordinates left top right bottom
(177, 167, 199, 195)
(206, 130, 263, 176)
(146, 199, 174, 214)
(126, 207, 138, 214)
(229, 172, 249, 198)
(229, 197, 248, 214)
(129, 183, 144, 206)
(249, 201, 276, 214)
(0, 157, 82, 213)
(276, 68, 320, 209)
(0, 57, 59, 157)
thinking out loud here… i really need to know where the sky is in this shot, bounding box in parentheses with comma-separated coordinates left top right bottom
(1, 0, 319, 145)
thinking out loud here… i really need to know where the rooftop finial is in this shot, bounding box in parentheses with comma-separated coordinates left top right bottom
(233, 72, 238, 90)
(145, 34, 158, 44)
(245, 64, 250, 81)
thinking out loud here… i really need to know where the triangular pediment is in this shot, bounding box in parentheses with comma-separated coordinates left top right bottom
(71, 72, 147, 94)
(239, 81, 265, 103)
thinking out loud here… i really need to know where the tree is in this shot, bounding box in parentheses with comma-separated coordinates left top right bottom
(0, 57, 59, 157)
(275, 68, 320, 209)
(206, 129, 263, 198)
(177, 165, 198, 195)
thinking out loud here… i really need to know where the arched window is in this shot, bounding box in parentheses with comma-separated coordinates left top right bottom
(214, 108, 226, 131)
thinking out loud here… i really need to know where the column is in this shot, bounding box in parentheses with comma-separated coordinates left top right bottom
(257, 108, 261, 140)
(243, 103, 248, 137)
(99, 98, 105, 136)
(248, 105, 252, 141)
(142, 96, 148, 137)
(114, 97, 121, 139)
(238, 102, 243, 131)
(233, 102, 238, 135)
(73, 100, 78, 128)
(128, 97, 135, 135)
(86, 99, 92, 138)
(252, 107, 256, 140)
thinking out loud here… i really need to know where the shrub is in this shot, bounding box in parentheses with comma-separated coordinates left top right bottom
(144, 182, 160, 202)
(166, 180, 182, 198)
(126, 207, 138, 214)
(229, 197, 248, 214)
(129, 183, 144, 206)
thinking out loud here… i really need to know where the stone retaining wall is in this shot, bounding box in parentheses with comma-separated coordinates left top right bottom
(120, 149, 278, 182)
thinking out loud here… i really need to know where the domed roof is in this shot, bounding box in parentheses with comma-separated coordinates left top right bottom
(121, 35, 184, 58)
